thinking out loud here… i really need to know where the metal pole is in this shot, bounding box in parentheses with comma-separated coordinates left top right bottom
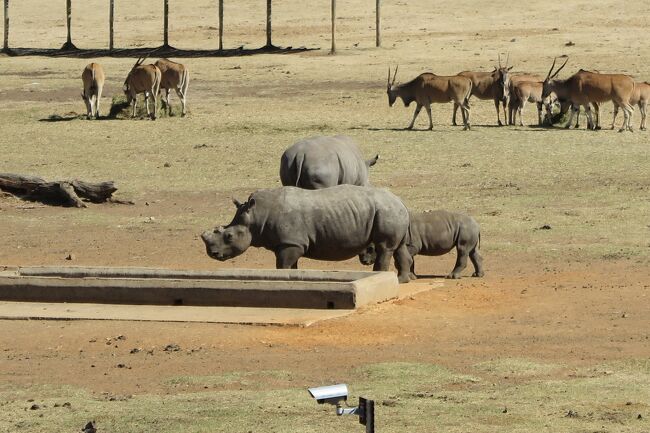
(218, 0, 223, 51)
(265, 0, 272, 48)
(109, 0, 114, 51)
(163, 0, 169, 47)
(375, 0, 381, 47)
(2, 0, 8, 52)
(61, 0, 76, 50)
(66, 0, 72, 44)
(330, 0, 336, 54)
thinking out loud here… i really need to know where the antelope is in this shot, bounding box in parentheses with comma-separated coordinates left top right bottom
(509, 80, 556, 126)
(453, 54, 513, 126)
(611, 82, 649, 130)
(123, 57, 162, 120)
(154, 58, 190, 116)
(81, 63, 105, 119)
(541, 57, 636, 132)
(387, 66, 473, 130)
(507, 73, 543, 125)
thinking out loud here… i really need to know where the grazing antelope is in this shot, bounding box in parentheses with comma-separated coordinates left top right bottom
(611, 82, 649, 130)
(541, 57, 636, 132)
(81, 63, 105, 119)
(154, 58, 190, 117)
(453, 54, 513, 126)
(509, 80, 556, 126)
(123, 57, 162, 120)
(387, 66, 473, 130)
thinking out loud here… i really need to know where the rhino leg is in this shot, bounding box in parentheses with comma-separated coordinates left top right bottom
(469, 247, 484, 277)
(275, 246, 303, 269)
(448, 241, 470, 279)
(392, 244, 414, 283)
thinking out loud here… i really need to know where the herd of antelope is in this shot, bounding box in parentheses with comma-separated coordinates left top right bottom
(387, 55, 648, 132)
(80, 54, 647, 132)
(81, 57, 190, 120)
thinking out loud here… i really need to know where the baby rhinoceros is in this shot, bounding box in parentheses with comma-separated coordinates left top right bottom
(359, 210, 484, 279)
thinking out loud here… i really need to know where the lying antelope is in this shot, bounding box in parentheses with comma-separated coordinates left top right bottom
(453, 54, 512, 126)
(123, 57, 162, 120)
(541, 57, 636, 132)
(387, 66, 473, 130)
(611, 82, 649, 130)
(155, 58, 190, 116)
(509, 80, 555, 126)
(81, 63, 105, 119)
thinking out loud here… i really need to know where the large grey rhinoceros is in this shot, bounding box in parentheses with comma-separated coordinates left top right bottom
(201, 185, 413, 283)
(279, 135, 379, 189)
(359, 210, 484, 279)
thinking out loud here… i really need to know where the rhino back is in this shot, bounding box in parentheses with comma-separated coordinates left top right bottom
(409, 210, 461, 255)
(279, 136, 369, 189)
(248, 186, 407, 260)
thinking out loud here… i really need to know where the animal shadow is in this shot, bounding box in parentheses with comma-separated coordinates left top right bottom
(38, 114, 83, 122)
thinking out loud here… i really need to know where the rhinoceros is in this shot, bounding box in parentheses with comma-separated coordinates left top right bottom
(201, 185, 413, 283)
(279, 135, 379, 189)
(359, 210, 484, 279)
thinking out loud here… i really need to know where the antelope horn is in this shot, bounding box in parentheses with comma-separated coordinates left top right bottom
(550, 56, 568, 79)
(387, 66, 391, 88)
(392, 65, 399, 86)
(132, 57, 142, 69)
(505, 52, 510, 68)
(546, 57, 558, 80)
(498, 53, 502, 68)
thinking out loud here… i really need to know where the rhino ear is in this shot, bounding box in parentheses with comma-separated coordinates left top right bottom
(366, 154, 379, 167)
(232, 198, 243, 208)
(247, 198, 256, 210)
(214, 226, 225, 234)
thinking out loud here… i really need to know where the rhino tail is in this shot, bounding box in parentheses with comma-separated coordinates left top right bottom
(293, 153, 305, 187)
(366, 154, 380, 168)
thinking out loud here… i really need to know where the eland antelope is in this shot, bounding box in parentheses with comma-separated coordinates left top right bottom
(81, 63, 105, 119)
(123, 57, 162, 120)
(387, 66, 473, 130)
(155, 58, 190, 117)
(453, 54, 513, 126)
(611, 82, 649, 130)
(541, 57, 636, 132)
(509, 80, 556, 126)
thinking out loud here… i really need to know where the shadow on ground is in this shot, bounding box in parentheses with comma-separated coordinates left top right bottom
(2, 45, 317, 58)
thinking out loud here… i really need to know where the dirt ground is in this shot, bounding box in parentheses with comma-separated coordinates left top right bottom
(1, 0, 649, 431)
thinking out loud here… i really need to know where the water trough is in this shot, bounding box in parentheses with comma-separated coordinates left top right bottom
(0, 266, 399, 310)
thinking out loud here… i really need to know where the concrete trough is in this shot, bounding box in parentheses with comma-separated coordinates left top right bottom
(0, 266, 399, 310)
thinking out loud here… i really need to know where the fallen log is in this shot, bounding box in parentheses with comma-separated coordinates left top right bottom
(0, 173, 117, 208)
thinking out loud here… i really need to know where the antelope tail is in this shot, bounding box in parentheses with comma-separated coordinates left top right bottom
(464, 81, 473, 108)
(179, 68, 190, 94)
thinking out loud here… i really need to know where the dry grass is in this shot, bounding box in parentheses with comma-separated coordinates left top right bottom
(1, 361, 649, 433)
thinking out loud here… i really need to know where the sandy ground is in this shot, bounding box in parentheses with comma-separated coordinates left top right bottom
(0, 0, 649, 406)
